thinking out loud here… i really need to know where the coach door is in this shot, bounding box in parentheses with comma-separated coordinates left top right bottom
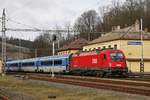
(36, 61, 40, 71)
(19, 63, 22, 71)
(102, 54, 107, 67)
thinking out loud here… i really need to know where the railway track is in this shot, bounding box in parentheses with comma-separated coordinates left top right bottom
(25, 74, 150, 96)
(7, 72, 150, 96)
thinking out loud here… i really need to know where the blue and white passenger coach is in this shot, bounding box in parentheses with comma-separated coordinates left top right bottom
(38, 54, 70, 72)
(6, 54, 71, 73)
(21, 58, 38, 72)
(6, 60, 21, 71)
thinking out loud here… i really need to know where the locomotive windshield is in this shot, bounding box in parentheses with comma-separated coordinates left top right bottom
(110, 52, 124, 61)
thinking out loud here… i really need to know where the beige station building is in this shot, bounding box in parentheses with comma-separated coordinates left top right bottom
(83, 21, 150, 72)
(57, 38, 88, 55)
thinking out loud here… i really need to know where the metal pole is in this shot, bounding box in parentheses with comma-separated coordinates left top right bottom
(56, 30, 60, 49)
(57, 39, 60, 49)
(35, 49, 37, 58)
(51, 41, 55, 77)
(140, 18, 144, 73)
(1, 9, 6, 76)
(19, 39, 21, 59)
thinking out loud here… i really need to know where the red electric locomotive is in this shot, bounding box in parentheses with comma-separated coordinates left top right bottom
(69, 49, 128, 77)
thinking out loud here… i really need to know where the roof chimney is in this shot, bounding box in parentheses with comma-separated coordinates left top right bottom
(112, 26, 115, 31)
(117, 26, 120, 30)
(112, 26, 121, 31)
(134, 20, 140, 31)
(144, 28, 148, 33)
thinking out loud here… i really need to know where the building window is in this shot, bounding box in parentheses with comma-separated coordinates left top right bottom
(93, 48, 96, 51)
(89, 48, 91, 51)
(108, 45, 111, 48)
(84, 49, 87, 51)
(103, 46, 106, 49)
(114, 44, 117, 49)
(98, 47, 101, 50)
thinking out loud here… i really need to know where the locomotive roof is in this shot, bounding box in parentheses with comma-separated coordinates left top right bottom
(72, 49, 121, 57)
(73, 51, 98, 57)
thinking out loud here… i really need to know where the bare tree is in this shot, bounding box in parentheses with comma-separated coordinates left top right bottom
(74, 10, 100, 40)
(33, 33, 53, 57)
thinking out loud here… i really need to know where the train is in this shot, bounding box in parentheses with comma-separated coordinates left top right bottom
(6, 49, 128, 77)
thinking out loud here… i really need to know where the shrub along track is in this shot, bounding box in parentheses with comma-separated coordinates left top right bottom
(26, 74, 150, 97)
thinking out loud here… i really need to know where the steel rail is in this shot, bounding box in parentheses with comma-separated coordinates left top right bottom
(28, 75, 150, 96)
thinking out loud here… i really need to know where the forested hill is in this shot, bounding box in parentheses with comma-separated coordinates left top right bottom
(74, 0, 150, 41)
(6, 37, 34, 49)
(0, 37, 34, 49)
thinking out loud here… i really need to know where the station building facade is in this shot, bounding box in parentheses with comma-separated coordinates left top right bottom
(57, 38, 88, 55)
(83, 22, 150, 72)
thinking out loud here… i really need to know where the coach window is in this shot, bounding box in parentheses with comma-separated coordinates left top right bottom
(114, 44, 117, 49)
(22, 62, 34, 66)
(41, 61, 52, 66)
(11, 63, 18, 67)
(54, 60, 62, 65)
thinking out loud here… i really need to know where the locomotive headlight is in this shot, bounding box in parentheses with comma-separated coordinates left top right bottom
(109, 63, 112, 67)
(116, 64, 121, 67)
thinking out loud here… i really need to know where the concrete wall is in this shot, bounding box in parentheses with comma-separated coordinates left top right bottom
(120, 40, 150, 58)
(127, 61, 150, 72)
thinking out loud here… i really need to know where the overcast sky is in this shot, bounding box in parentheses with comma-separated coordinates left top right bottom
(0, 0, 125, 40)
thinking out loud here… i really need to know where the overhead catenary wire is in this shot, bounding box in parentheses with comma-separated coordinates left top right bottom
(5, 17, 77, 33)
(6, 17, 40, 30)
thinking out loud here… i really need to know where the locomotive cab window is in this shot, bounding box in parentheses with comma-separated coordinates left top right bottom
(110, 53, 124, 61)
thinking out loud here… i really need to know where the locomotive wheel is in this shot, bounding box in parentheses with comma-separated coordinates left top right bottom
(98, 72, 106, 78)
(105, 72, 112, 78)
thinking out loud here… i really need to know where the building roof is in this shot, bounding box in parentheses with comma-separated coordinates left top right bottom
(88, 21, 150, 45)
(58, 38, 88, 51)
